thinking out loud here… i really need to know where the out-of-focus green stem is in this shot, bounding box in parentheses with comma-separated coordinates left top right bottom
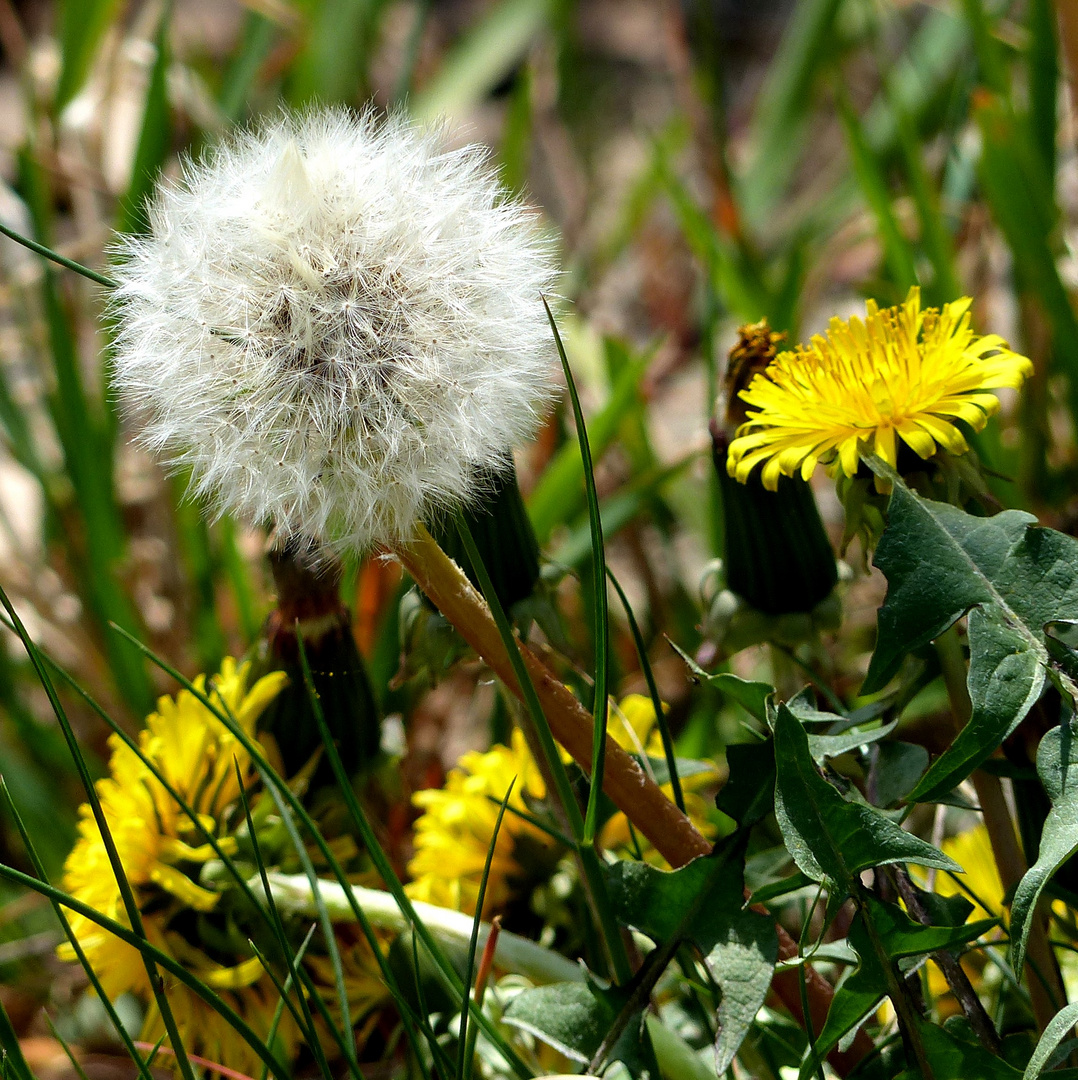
(935, 624, 1064, 1032)
(251, 872, 582, 986)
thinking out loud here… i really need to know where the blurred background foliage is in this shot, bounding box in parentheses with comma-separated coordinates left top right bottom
(0, 0, 1074, 1067)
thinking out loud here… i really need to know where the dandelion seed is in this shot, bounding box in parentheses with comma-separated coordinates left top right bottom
(111, 108, 558, 554)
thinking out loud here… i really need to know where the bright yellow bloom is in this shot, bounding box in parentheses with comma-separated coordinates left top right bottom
(59, 660, 301, 1075)
(726, 289, 1032, 491)
(407, 698, 720, 917)
(407, 729, 561, 917)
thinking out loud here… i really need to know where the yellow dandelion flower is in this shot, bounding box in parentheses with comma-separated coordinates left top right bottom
(406, 729, 561, 918)
(59, 659, 293, 1072)
(726, 288, 1032, 491)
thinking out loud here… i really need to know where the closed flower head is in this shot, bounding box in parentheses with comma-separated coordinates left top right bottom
(726, 289, 1032, 490)
(111, 108, 558, 553)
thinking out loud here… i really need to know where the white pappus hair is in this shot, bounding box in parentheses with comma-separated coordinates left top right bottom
(110, 108, 559, 554)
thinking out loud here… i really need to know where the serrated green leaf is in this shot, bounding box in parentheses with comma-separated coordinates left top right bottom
(864, 479, 1078, 801)
(1024, 1000, 1078, 1079)
(668, 644, 775, 723)
(773, 704, 959, 893)
(859, 893, 995, 959)
(917, 1018, 1023, 1079)
(1011, 720, 1078, 972)
(502, 982, 614, 1065)
(873, 742, 930, 808)
(803, 896, 995, 1078)
(607, 844, 777, 1074)
(715, 740, 775, 826)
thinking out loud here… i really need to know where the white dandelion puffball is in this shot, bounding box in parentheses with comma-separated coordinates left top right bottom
(110, 108, 559, 554)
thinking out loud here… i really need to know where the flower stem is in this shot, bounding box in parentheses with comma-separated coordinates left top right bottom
(255, 872, 583, 985)
(934, 624, 1065, 1032)
(394, 524, 709, 867)
(395, 524, 869, 1075)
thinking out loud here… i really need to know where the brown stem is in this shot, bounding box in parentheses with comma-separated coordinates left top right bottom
(394, 525, 872, 1076)
(935, 628, 1065, 1032)
(1057, 0, 1078, 128)
(395, 526, 709, 867)
(893, 865, 1001, 1053)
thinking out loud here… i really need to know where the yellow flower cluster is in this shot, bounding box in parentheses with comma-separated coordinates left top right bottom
(59, 659, 388, 1077)
(406, 696, 719, 916)
(407, 728, 560, 917)
(726, 289, 1032, 490)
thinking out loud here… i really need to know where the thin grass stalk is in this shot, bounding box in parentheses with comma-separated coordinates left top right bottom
(0, 608, 325, 1055)
(0, 862, 291, 1077)
(234, 769, 331, 1067)
(286, 628, 536, 1079)
(452, 518, 633, 983)
(259, 775, 363, 1079)
(457, 782, 514, 1080)
(0, 779, 157, 1080)
(606, 565, 684, 811)
(101, 621, 529, 1078)
(0, 584, 198, 1080)
(543, 299, 611, 845)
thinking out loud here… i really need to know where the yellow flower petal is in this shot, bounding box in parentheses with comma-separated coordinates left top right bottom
(726, 287, 1031, 484)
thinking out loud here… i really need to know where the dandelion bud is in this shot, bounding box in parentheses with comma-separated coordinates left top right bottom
(110, 108, 559, 554)
(711, 321, 838, 622)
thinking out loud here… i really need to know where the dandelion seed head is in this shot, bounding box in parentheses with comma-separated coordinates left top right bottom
(111, 108, 559, 553)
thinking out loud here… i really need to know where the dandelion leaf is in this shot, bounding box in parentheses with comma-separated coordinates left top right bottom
(502, 982, 614, 1065)
(803, 897, 997, 1079)
(1023, 1000, 1078, 1079)
(1011, 720, 1078, 973)
(502, 979, 660, 1079)
(606, 839, 777, 1074)
(863, 479, 1078, 801)
(773, 703, 959, 894)
(915, 1017, 1023, 1079)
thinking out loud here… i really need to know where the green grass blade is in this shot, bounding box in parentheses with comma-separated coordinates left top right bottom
(55, 0, 124, 110)
(411, 0, 549, 123)
(254, 925, 318, 1080)
(43, 1013, 92, 1080)
(605, 566, 683, 813)
(454, 517, 581, 839)
(457, 782, 513, 1080)
(219, 11, 279, 122)
(888, 88, 961, 303)
(0, 861, 289, 1079)
(453, 519, 631, 983)
(839, 97, 919, 295)
(741, 0, 843, 225)
(0, 994, 34, 1080)
(0, 219, 115, 287)
(1028, 0, 1058, 179)
(117, 6, 172, 235)
(0, 584, 193, 1080)
(1, 776, 153, 1080)
(260, 777, 362, 1079)
(113, 622, 533, 1079)
(234, 770, 327, 1061)
(542, 300, 609, 844)
(528, 345, 653, 543)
